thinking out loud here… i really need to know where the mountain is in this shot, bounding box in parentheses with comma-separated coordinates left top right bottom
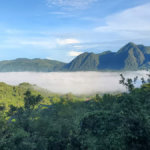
(0, 58, 66, 72)
(61, 52, 99, 71)
(61, 42, 150, 71)
(0, 42, 150, 72)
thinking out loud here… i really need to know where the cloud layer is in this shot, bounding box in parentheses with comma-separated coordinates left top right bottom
(67, 51, 83, 56)
(0, 71, 148, 94)
(95, 3, 150, 40)
(57, 38, 80, 45)
(46, 0, 98, 9)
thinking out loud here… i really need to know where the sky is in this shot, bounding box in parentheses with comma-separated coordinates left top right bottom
(0, 0, 150, 62)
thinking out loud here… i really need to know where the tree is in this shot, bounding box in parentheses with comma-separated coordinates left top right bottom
(119, 74, 138, 92)
(24, 90, 43, 110)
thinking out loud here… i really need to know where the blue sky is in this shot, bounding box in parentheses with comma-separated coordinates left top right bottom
(0, 0, 150, 62)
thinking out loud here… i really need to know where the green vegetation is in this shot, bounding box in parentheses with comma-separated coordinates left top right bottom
(0, 82, 100, 114)
(62, 42, 150, 71)
(0, 82, 52, 112)
(62, 52, 99, 71)
(0, 58, 66, 72)
(1, 72, 150, 149)
(0, 42, 150, 72)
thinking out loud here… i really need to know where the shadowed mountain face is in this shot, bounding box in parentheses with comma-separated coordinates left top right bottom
(0, 42, 150, 72)
(62, 52, 99, 71)
(112, 42, 145, 70)
(61, 42, 150, 71)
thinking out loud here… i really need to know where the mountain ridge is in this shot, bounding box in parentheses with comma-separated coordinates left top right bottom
(0, 42, 150, 72)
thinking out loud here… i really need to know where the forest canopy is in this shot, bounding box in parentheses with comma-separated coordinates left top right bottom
(0, 72, 150, 150)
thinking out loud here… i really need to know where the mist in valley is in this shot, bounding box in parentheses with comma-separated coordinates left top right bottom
(0, 71, 148, 94)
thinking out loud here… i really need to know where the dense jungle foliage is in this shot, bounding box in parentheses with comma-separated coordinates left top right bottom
(0, 82, 99, 114)
(0, 72, 150, 150)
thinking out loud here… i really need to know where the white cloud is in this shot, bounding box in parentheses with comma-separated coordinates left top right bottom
(57, 38, 80, 45)
(20, 41, 56, 49)
(19, 38, 79, 47)
(46, 57, 52, 60)
(0, 36, 82, 51)
(5, 29, 21, 34)
(0, 71, 147, 94)
(74, 44, 99, 50)
(94, 3, 150, 39)
(67, 51, 83, 56)
(50, 12, 67, 15)
(80, 17, 101, 22)
(46, 0, 98, 9)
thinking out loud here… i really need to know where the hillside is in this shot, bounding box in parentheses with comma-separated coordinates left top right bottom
(0, 58, 66, 72)
(0, 82, 97, 113)
(0, 42, 150, 72)
(0, 82, 54, 112)
(61, 42, 150, 71)
(62, 52, 99, 71)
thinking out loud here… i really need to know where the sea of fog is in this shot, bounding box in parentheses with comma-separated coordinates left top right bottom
(0, 71, 148, 94)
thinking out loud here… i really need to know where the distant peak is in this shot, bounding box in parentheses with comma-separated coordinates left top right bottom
(102, 50, 112, 54)
(33, 58, 41, 60)
(123, 42, 138, 49)
(81, 52, 88, 54)
(137, 44, 144, 46)
(137, 44, 145, 48)
(89, 52, 95, 55)
(127, 42, 136, 46)
(117, 42, 138, 54)
(15, 58, 29, 61)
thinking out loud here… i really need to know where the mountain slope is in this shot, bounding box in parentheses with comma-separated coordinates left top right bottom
(62, 52, 99, 71)
(61, 42, 150, 71)
(113, 42, 145, 70)
(0, 58, 66, 72)
(0, 42, 150, 72)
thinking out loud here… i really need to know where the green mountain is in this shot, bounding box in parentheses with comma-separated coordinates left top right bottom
(62, 52, 99, 71)
(0, 42, 150, 72)
(61, 42, 150, 71)
(0, 58, 66, 72)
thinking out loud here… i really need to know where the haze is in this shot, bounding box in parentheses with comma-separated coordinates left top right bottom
(0, 71, 148, 94)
